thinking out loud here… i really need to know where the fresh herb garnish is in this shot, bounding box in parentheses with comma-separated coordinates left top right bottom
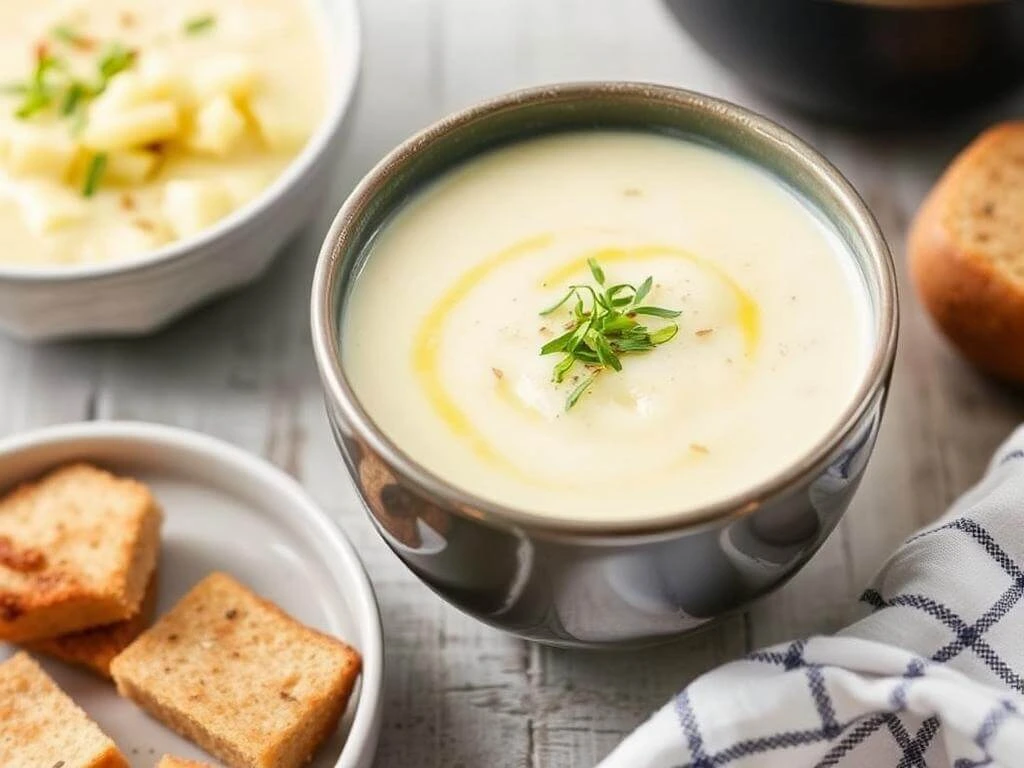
(96, 42, 136, 85)
(539, 258, 681, 411)
(60, 80, 86, 116)
(81, 152, 108, 197)
(6, 36, 137, 135)
(13, 48, 63, 119)
(183, 14, 217, 35)
(52, 24, 94, 50)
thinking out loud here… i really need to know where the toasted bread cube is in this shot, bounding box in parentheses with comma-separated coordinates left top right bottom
(3, 129, 78, 180)
(111, 572, 362, 768)
(0, 464, 162, 642)
(16, 180, 88, 234)
(27, 570, 159, 678)
(105, 149, 161, 184)
(158, 757, 217, 768)
(187, 95, 247, 156)
(83, 101, 180, 151)
(248, 92, 313, 152)
(190, 55, 260, 102)
(162, 179, 234, 238)
(0, 652, 130, 768)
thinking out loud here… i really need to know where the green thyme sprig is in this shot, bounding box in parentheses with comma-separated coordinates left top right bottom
(539, 258, 681, 411)
(6, 33, 137, 128)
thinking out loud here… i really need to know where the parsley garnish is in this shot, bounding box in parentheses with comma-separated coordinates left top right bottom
(13, 49, 63, 119)
(81, 152, 108, 197)
(96, 43, 136, 86)
(5, 34, 138, 148)
(539, 258, 681, 411)
(183, 14, 217, 36)
(52, 24, 94, 50)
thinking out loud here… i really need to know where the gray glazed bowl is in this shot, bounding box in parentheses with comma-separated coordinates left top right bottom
(311, 83, 899, 648)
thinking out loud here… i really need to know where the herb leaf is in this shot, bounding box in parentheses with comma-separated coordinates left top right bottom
(565, 372, 598, 411)
(60, 81, 86, 116)
(97, 43, 136, 84)
(631, 306, 682, 319)
(82, 152, 108, 197)
(52, 25, 93, 49)
(184, 14, 217, 36)
(8, 36, 135, 129)
(538, 259, 681, 411)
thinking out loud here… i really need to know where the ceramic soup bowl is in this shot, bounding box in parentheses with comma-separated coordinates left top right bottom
(311, 83, 898, 647)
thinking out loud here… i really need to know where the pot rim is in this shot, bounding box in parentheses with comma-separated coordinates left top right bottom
(310, 81, 899, 539)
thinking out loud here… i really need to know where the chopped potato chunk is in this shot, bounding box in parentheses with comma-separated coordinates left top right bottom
(3, 130, 78, 181)
(15, 181, 88, 234)
(106, 150, 161, 185)
(92, 62, 189, 117)
(191, 56, 260, 102)
(187, 96, 247, 156)
(137, 55, 191, 106)
(83, 102, 181, 152)
(248, 92, 313, 152)
(162, 179, 234, 238)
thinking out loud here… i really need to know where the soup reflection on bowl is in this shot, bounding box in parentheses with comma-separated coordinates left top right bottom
(312, 83, 898, 647)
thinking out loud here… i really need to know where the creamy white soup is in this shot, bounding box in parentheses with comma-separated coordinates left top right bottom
(344, 132, 872, 521)
(0, 0, 326, 266)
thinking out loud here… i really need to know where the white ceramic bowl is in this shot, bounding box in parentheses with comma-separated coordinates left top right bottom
(0, 421, 383, 768)
(0, 0, 361, 341)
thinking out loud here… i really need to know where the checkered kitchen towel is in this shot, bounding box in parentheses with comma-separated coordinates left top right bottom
(599, 426, 1024, 768)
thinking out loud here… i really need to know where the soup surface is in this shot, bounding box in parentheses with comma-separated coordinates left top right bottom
(0, 0, 326, 267)
(344, 132, 872, 521)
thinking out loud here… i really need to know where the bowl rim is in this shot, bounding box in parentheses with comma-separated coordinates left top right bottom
(310, 81, 899, 538)
(0, 0, 362, 284)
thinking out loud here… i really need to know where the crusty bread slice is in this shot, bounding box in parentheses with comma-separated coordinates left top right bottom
(157, 756, 217, 768)
(111, 572, 362, 768)
(27, 570, 159, 678)
(0, 651, 129, 768)
(0, 463, 161, 641)
(909, 121, 1024, 382)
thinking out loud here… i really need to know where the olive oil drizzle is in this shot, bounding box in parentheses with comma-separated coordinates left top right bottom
(541, 245, 760, 358)
(411, 235, 761, 472)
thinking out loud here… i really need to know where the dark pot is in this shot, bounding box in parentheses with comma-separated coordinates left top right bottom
(664, 0, 1024, 123)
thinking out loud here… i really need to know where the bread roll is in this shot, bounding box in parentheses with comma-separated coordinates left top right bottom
(909, 122, 1024, 382)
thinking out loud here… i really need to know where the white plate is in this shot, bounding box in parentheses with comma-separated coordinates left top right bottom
(0, 422, 383, 768)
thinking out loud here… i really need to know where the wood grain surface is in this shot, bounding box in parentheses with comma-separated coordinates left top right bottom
(2, 1, 1024, 765)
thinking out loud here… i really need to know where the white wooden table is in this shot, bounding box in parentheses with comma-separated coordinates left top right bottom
(4, 1, 1024, 765)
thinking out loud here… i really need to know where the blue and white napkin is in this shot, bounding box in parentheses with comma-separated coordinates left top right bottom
(599, 426, 1024, 768)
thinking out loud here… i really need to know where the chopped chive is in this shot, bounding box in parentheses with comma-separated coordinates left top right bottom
(183, 14, 217, 35)
(82, 152, 108, 197)
(97, 43, 136, 84)
(60, 81, 86, 116)
(52, 24, 92, 49)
